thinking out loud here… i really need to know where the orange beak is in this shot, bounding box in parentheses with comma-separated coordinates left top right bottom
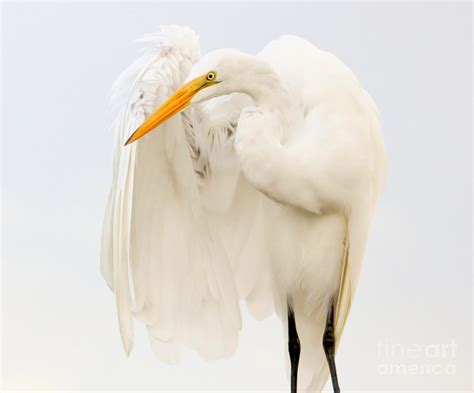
(124, 74, 211, 146)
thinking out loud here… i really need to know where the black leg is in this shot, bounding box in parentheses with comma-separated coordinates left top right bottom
(323, 301, 340, 393)
(287, 299, 301, 393)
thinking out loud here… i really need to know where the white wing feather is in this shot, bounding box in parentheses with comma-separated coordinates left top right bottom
(101, 26, 252, 362)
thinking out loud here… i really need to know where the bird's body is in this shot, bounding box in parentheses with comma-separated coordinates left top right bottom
(102, 26, 387, 391)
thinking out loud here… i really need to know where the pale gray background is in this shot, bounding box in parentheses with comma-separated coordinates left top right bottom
(2, 1, 472, 391)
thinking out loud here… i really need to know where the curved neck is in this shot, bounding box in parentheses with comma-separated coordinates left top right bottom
(237, 57, 291, 118)
(250, 75, 289, 111)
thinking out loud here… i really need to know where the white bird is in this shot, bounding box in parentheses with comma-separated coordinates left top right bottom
(102, 25, 387, 392)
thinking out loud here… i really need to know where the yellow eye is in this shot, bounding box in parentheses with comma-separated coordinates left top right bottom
(206, 71, 217, 81)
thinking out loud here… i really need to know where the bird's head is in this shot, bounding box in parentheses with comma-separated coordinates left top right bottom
(124, 49, 272, 145)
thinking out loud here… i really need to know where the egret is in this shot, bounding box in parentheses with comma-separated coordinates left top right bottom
(102, 25, 387, 392)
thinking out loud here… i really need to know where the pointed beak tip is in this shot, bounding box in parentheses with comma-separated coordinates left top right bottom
(123, 132, 136, 146)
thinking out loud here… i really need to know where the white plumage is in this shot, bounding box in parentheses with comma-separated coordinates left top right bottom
(102, 25, 387, 391)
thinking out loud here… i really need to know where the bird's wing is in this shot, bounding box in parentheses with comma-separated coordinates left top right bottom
(260, 36, 387, 343)
(101, 26, 252, 363)
(258, 35, 388, 390)
(334, 88, 387, 346)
